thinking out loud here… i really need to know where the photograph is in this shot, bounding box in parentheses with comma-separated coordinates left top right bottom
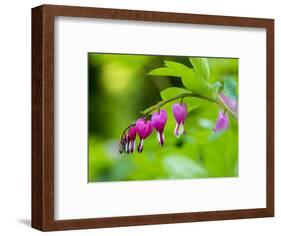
(30, 4, 274, 231)
(88, 53, 238, 182)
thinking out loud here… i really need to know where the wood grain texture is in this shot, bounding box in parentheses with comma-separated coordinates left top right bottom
(266, 20, 275, 216)
(32, 6, 43, 230)
(31, 4, 274, 231)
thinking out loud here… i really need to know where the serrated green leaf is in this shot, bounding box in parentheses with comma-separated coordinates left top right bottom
(224, 77, 237, 99)
(148, 60, 211, 97)
(147, 61, 192, 77)
(164, 61, 212, 96)
(190, 57, 210, 81)
(165, 61, 210, 96)
(161, 60, 195, 78)
(181, 75, 210, 96)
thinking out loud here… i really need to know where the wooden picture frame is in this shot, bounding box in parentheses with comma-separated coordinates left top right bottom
(32, 4, 274, 231)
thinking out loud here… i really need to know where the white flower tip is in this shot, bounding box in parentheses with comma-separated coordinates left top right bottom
(137, 139, 144, 153)
(174, 123, 185, 138)
(178, 123, 185, 136)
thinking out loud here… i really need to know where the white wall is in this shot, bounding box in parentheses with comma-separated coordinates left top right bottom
(0, 0, 279, 235)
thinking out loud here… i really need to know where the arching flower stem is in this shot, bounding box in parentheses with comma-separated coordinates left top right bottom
(141, 92, 237, 119)
(120, 123, 135, 141)
(120, 92, 238, 150)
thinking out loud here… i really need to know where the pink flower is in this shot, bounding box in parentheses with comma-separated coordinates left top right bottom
(119, 126, 137, 154)
(213, 111, 229, 132)
(151, 109, 168, 146)
(135, 118, 153, 153)
(172, 103, 188, 137)
(127, 126, 137, 153)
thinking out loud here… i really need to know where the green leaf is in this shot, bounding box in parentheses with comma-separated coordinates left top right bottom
(147, 60, 211, 97)
(147, 61, 192, 77)
(160, 87, 190, 100)
(189, 57, 210, 81)
(224, 77, 237, 99)
(164, 60, 191, 75)
(165, 61, 211, 96)
(181, 75, 211, 97)
(147, 67, 174, 76)
(160, 87, 202, 111)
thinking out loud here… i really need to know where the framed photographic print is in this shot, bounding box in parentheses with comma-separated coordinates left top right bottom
(32, 4, 274, 231)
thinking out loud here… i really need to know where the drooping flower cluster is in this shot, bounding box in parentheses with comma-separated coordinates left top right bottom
(119, 104, 186, 154)
(119, 94, 233, 154)
(119, 126, 137, 154)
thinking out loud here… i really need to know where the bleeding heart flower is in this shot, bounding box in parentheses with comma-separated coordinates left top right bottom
(135, 118, 153, 153)
(219, 92, 238, 112)
(118, 125, 137, 154)
(151, 109, 168, 146)
(172, 103, 188, 137)
(213, 111, 229, 132)
(127, 126, 137, 153)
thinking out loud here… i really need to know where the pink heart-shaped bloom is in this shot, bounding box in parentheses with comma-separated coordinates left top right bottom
(172, 103, 188, 137)
(151, 109, 168, 145)
(213, 111, 229, 132)
(135, 118, 153, 152)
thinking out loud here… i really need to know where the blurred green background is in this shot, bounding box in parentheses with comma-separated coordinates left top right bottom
(88, 53, 238, 182)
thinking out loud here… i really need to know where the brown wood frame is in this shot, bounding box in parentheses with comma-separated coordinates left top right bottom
(32, 4, 274, 231)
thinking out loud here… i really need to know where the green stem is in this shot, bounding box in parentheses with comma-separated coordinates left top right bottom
(141, 92, 237, 119)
